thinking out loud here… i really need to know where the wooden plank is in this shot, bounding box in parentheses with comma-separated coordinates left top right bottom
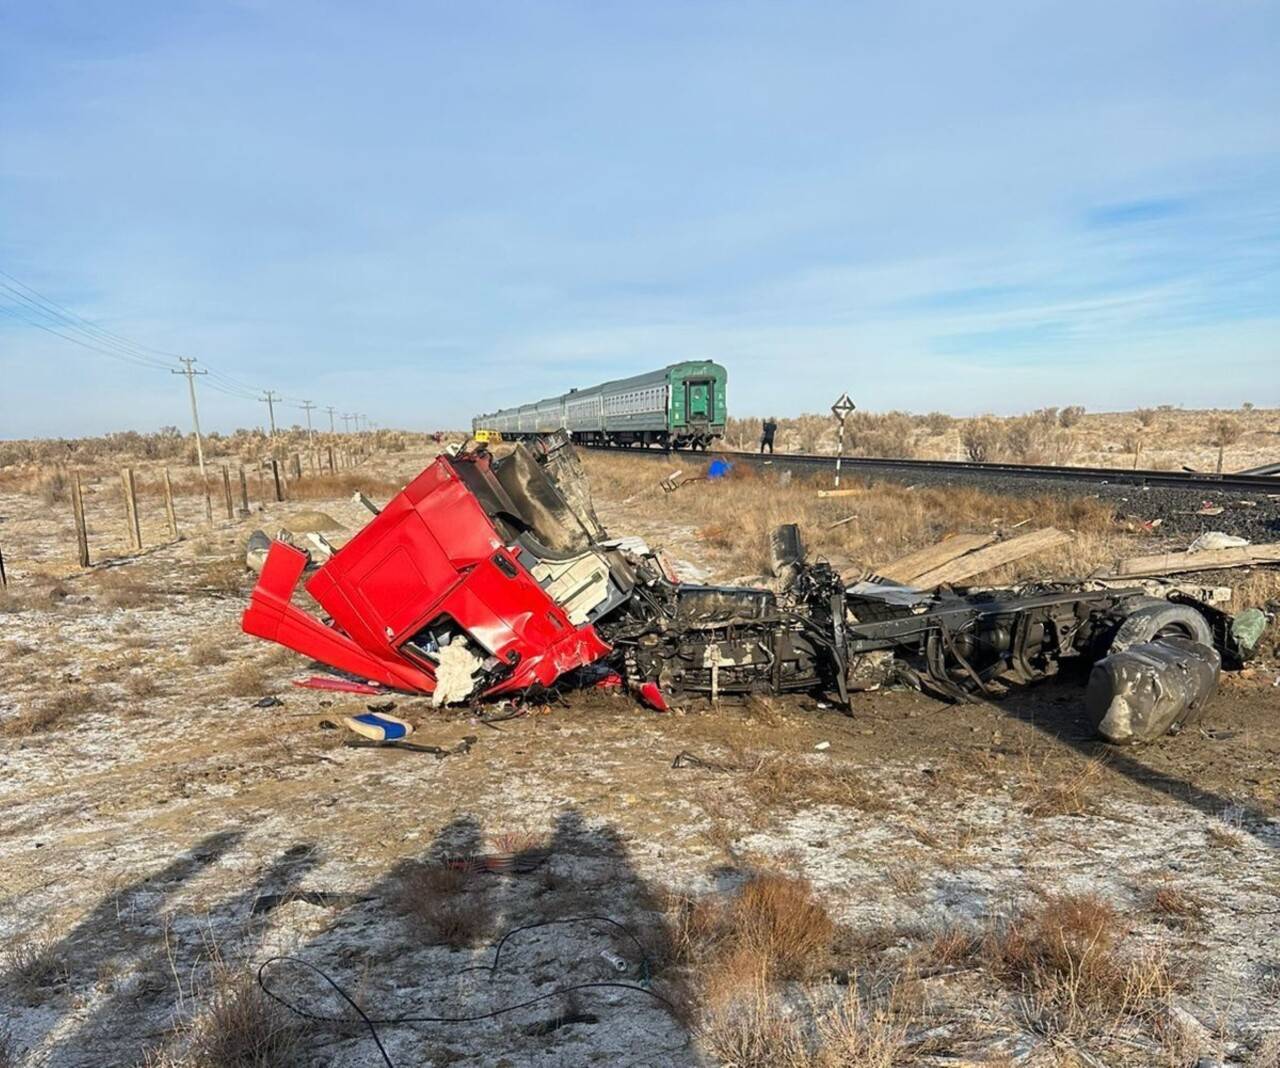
(816, 488, 858, 499)
(238, 465, 250, 516)
(910, 527, 1070, 587)
(877, 533, 997, 583)
(71, 473, 90, 567)
(1106, 544, 1280, 578)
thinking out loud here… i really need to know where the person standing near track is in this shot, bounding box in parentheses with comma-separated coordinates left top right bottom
(760, 417, 778, 454)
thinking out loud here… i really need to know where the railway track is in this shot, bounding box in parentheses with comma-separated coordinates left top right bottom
(583, 444, 1280, 496)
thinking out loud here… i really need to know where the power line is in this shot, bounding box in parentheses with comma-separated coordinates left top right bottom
(0, 277, 176, 369)
(0, 301, 173, 371)
(1, 266, 368, 431)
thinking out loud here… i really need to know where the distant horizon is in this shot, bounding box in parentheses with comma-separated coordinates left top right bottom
(2, 2, 1277, 436)
(5, 401, 1277, 445)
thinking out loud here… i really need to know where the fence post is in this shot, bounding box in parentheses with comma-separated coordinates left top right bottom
(328, 445, 336, 473)
(162, 468, 179, 539)
(121, 467, 142, 551)
(221, 465, 235, 520)
(0, 545, 7, 589)
(71, 473, 90, 567)
(271, 459, 285, 502)
(309, 450, 317, 476)
(291, 452, 302, 481)
(238, 466, 250, 516)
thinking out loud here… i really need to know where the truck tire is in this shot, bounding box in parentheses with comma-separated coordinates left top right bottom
(1109, 601, 1213, 655)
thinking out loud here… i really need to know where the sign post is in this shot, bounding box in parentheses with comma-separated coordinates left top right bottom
(830, 392, 856, 487)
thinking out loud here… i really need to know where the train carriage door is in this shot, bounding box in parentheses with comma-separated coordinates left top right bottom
(685, 379, 712, 422)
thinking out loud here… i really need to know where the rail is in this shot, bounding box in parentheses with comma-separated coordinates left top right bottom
(580, 443, 1280, 495)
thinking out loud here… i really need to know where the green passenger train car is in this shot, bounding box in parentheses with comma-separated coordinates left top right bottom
(473, 361, 727, 449)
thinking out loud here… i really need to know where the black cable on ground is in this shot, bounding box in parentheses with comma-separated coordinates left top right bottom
(256, 916, 680, 1067)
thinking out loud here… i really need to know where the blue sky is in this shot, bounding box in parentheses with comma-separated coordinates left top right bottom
(1, 1, 1277, 436)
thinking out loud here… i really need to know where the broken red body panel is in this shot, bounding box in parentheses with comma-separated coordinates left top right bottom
(242, 454, 610, 696)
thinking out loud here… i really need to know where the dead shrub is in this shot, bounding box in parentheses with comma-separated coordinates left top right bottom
(731, 874, 836, 981)
(198, 557, 249, 595)
(393, 861, 493, 947)
(884, 865, 923, 897)
(222, 663, 268, 697)
(186, 965, 306, 1068)
(2, 935, 70, 1004)
(38, 469, 69, 504)
(960, 418, 1003, 462)
(125, 672, 164, 699)
(1149, 885, 1206, 927)
(697, 978, 910, 1068)
(0, 689, 94, 737)
(984, 891, 1173, 1034)
(673, 873, 836, 1006)
(697, 981, 809, 1067)
(97, 572, 160, 609)
(1059, 405, 1086, 428)
(908, 925, 983, 974)
(189, 642, 228, 667)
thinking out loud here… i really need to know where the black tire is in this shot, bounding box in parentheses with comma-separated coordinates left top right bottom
(1109, 600, 1213, 655)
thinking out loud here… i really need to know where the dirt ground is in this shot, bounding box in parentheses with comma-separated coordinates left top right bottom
(1, 446, 1279, 1067)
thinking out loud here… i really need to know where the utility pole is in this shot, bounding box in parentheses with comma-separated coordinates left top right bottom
(299, 400, 316, 447)
(325, 406, 337, 434)
(342, 413, 353, 433)
(260, 390, 281, 438)
(172, 357, 209, 480)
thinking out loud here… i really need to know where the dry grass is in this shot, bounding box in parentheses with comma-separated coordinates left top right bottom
(392, 861, 494, 947)
(189, 641, 229, 667)
(985, 891, 1175, 1036)
(0, 689, 95, 737)
(222, 663, 269, 697)
(1020, 756, 1106, 818)
(279, 471, 406, 502)
(1149, 885, 1207, 927)
(197, 557, 250, 595)
(0, 582, 70, 615)
(93, 568, 163, 609)
(2, 935, 70, 1004)
(0, 1024, 16, 1068)
(743, 755, 886, 814)
(184, 964, 306, 1068)
(696, 977, 911, 1068)
(125, 671, 164, 699)
(721, 405, 1279, 474)
(884, 864, 923, 897)
(671, 873, 837, 1013)
(1205, 823, 1246, 851)
(584, 450, 1129, 580)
